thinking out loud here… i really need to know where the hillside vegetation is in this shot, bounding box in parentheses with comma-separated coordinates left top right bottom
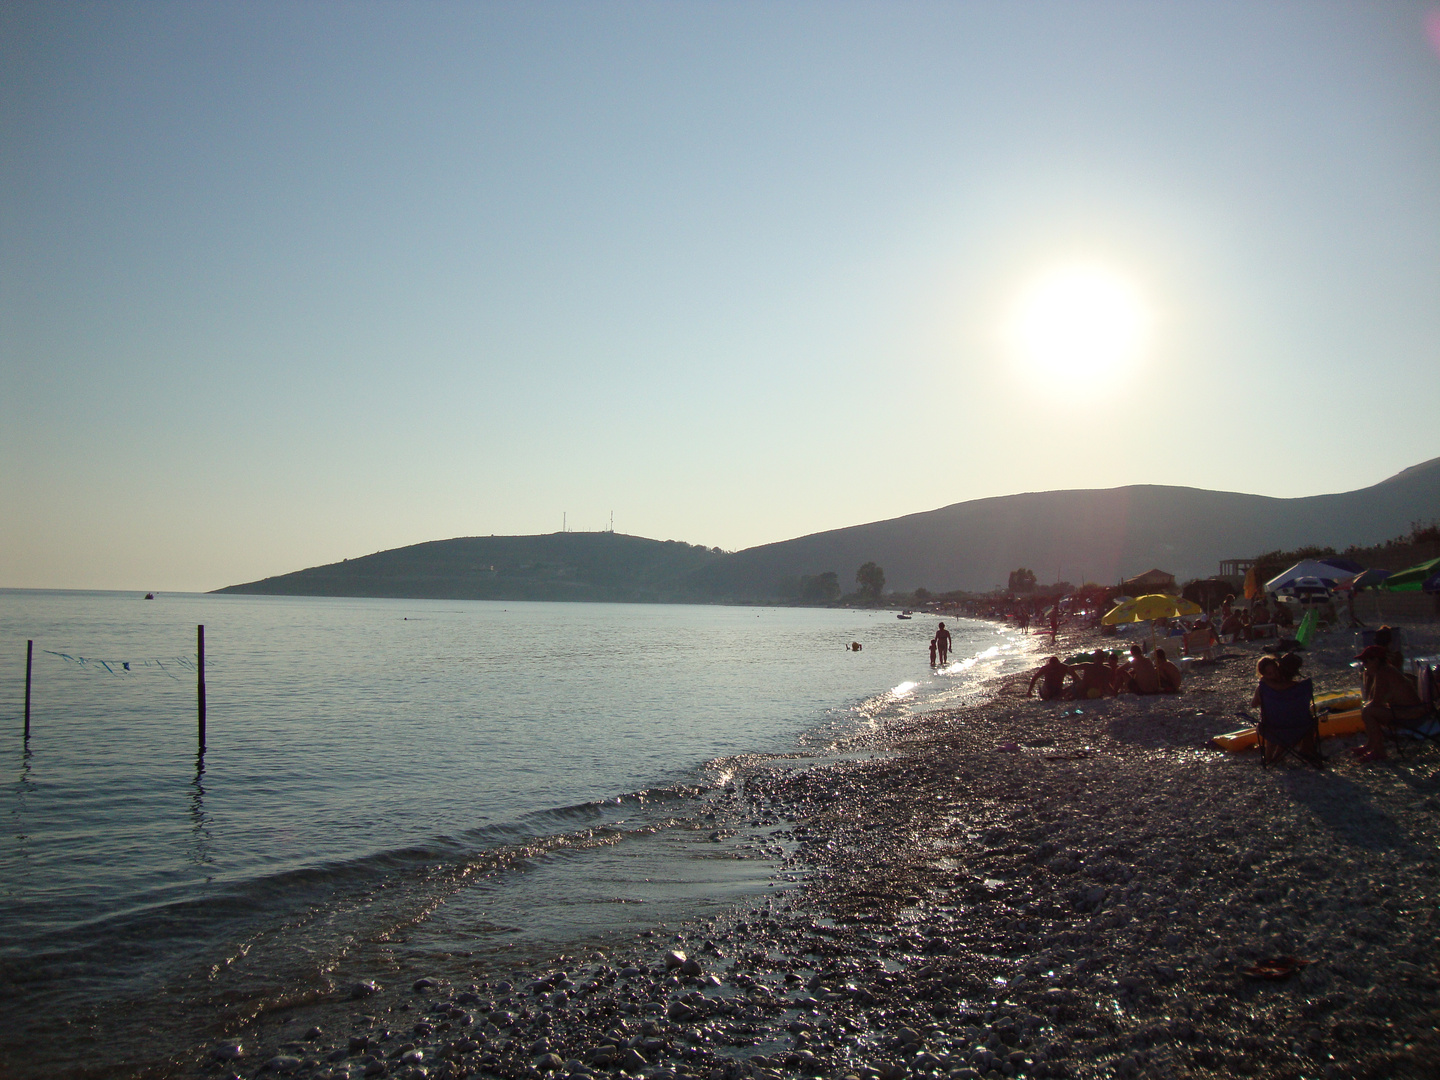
(216, 533, 723, 603)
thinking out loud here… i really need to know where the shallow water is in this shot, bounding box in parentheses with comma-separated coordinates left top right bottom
(0, 591, 1031, 1076)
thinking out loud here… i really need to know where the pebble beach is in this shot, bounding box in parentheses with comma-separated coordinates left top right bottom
(190, 620, 1440, 1080)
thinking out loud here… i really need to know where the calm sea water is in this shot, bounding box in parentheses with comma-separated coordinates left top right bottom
(0, 591, 1032, 1077)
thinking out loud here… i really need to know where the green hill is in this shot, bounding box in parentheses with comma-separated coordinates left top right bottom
(215, 532, 723, 603)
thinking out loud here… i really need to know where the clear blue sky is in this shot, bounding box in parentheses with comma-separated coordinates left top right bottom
(3, 1, 1438, 590)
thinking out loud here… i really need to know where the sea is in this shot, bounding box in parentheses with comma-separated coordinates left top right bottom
(0, 590, 1037, 1078)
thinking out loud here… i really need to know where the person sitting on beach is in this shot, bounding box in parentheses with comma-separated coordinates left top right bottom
(1117, 644, 1160, 694)
(1250, 653, 1303, 707)
(1106, 652, 1122, 693)
(1219, 609, 1245, 638)
(1372, 626, 1404, 671)
(1073, 655, 1113, 699)
(1250, 655, 1285, 707)
(1154, 648, 1182, 693)
(1026, 656, 1077, 700)
(1277, 651, 1304, 683)
(1249, 656, 1288, 712)
(1356, 644, 1428, 762)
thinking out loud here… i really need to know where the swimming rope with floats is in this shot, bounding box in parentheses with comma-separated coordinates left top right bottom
(42, 651, 197, 680)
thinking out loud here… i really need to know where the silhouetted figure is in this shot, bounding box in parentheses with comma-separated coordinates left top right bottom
(1118, 644, 1160, 694)
(1027, 656, 1077, 700)
(1074, 656, 1112, 699)
(935, 622, 952, 664)
(929, 637, 938, 667)
(1357, 644, 1425, 762)
(1155, 648, 1182, 692)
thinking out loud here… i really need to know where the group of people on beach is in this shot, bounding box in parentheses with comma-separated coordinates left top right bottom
(1023, 642, 1183, 700)
(1216, 594, 1293, 641)
(1244, 624, 1429, 763)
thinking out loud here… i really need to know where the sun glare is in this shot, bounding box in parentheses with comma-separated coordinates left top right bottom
(1006, 263, 1151, 381)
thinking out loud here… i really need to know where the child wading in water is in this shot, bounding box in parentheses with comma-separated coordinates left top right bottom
(929, 637, 938, 667)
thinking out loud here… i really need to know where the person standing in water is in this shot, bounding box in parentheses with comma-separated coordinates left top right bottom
(929, 637, 938, 667)
(935, 622, 952, 665)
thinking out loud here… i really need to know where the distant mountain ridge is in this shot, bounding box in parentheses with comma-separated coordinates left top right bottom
(693, 456, 1440, 596)
(216, 457, 1440, 601)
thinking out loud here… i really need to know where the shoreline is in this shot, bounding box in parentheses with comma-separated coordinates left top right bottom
(127, 621, 1440, 1078)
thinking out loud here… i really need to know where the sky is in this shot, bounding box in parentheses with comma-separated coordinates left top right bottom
(3, 1, 1439, 591)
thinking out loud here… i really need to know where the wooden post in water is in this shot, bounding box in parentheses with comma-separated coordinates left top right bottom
(24, 639, 33, 739)
(196, 624, 207, 752)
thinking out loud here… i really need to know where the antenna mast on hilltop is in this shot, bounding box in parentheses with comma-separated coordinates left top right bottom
(610, 510, 614, 533)
(563, 512, 567, 533)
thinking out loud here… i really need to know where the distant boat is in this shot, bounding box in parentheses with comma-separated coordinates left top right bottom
(897, 611, 912, 619)
(144, 592, 155, 600)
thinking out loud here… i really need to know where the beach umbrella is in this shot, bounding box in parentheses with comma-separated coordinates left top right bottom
(1381, 556, 1440, 592)
(1348, 568, 1391, 590)
(1101, 593, 1202, 625)
(1263, 560, 1355, 594)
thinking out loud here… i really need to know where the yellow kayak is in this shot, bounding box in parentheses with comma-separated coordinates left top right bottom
(1213, 708, 1365, 753)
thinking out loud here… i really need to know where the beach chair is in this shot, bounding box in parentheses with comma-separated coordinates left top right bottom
(1240, 678, 1324, 770)
(1378, 685, 1440, 760)
(1180, 629, 1217, 662)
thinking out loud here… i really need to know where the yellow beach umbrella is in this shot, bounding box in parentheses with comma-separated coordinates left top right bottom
(1101, 593, 1201, 625)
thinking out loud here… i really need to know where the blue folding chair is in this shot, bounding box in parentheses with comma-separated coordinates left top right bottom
(1237, 678, 1324, 770)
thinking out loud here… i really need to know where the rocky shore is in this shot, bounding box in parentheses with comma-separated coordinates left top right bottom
(196, 623, 1440, 1080)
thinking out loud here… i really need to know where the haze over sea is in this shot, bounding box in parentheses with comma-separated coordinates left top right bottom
(0, 590, 1032, 1077)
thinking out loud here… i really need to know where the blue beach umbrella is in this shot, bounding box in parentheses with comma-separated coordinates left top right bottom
(1348, 568, 1391, 590)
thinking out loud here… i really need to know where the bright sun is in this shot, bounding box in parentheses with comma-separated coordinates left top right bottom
(1006, 263, 1151, 380)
